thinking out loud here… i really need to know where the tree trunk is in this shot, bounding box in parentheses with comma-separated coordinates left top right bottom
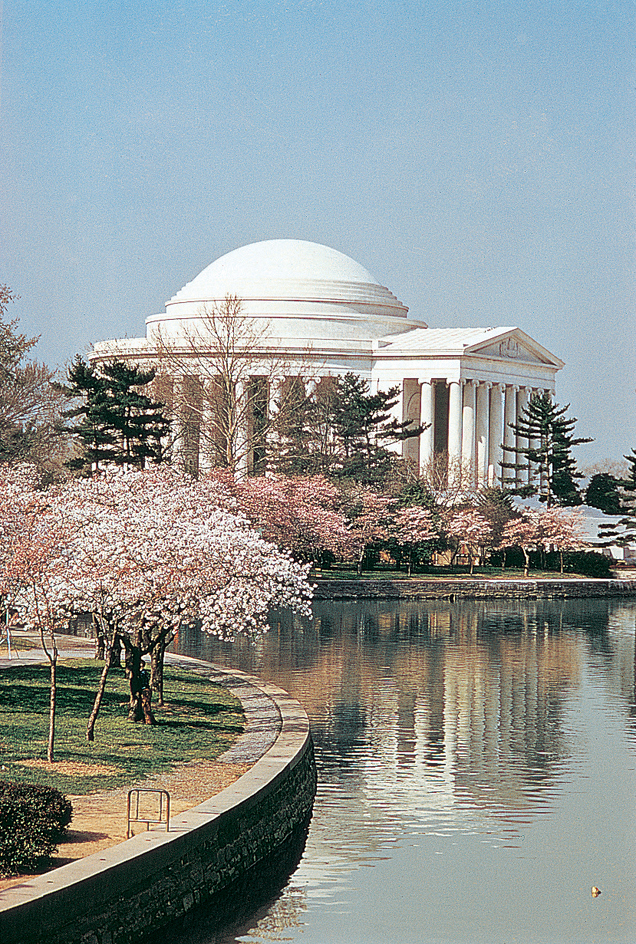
(87, 660, 110, 742)
(123, 639, 144, 722)
(141, 687, 155, 725)
(86, 638, 120, 742)
(38, 624, 58, 764)
(150, 635, 171, 707)
(47, 657, 56, 764)
(123, 636, 156, 724)
(357, 549, 364, 577)
(95, 633, 105, 660)
(522, 548, 530, 578)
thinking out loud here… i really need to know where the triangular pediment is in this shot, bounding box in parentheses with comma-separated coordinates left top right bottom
(375, 327, 564, 369)
(467, 329, 564, 368)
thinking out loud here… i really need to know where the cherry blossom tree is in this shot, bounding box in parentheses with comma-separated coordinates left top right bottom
(1, 466, 313, 744)
(499, 515, 538, 577)
(499, 507, 587, 576)
(59, 468, 313, 735)
(343, 487, 394, 576)
(389, 506, 437, 576)
(231, 473, 352, 564)
(441, 508, 493, 574)
(533, 507, 587, 573)
(0, 465, 78, 761)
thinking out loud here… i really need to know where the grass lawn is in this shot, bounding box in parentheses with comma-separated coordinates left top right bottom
(311, 566, 579, 580)
(0, 660, 244, 795)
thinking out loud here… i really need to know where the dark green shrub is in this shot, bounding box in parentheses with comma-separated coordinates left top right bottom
(0, 780, 73, 876)
(564, 550, 613, 578)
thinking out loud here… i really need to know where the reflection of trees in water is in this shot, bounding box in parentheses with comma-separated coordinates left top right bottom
(173, 598, 636, 812)
(298, 602, 580, 803)
(590, 603, 636, 735)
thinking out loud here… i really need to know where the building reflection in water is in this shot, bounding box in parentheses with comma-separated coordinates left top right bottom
(171, 598, 636, 943)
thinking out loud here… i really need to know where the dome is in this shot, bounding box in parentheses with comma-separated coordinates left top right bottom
(163, 239, 410, 316)
(170, 239, 380, 300)
(146, 239, 427, 349)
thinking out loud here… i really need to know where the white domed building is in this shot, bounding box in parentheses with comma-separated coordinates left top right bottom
(91, 239, 563, 482)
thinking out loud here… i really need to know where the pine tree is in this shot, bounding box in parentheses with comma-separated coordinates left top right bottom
(585, 472, 622, 514)
(619, 449, 636, 517)
(0, 285, 69, 473)
(63, 357, 170, 473)
(269, 377, 334, 476)
(475, 487, 516, 548)
(271, 373, 425, 484)
(501, 392, 591, 506)
(595, 452, 636, 550)
(329, 373, 425, 485)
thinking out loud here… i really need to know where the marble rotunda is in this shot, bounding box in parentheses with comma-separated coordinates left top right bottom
(91, 239, 563, 483)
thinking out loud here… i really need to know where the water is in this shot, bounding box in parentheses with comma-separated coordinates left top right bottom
(171, 597, 636, 944)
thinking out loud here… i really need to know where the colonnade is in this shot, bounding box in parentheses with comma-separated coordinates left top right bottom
(402, 378, 550, 487)
(171, 370, 551, 486)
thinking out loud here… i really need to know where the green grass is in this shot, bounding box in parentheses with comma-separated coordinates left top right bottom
(311, 565, 573, 580)
(0, 660, 244, 794)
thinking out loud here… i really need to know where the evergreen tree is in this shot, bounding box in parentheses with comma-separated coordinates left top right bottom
(63, 357, 170, 473)
(271, 373, 425, 484)
(585, 472, 622, 514)
(501, 392, 591, 506)
(594, 451, 636, 550)
(475, 486, 516, 548)
(269, 378, 335, 477)
(329, 373, 425, 485)
(0, 285, 69, 474)
(618, 449, 636, 517)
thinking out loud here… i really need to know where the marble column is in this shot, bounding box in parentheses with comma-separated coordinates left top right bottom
(267, 377, 286, 454)
(171, 375, 185, 466)
(461, 380, 477, 485)
(502, 384, 518, 488)
(419, 381, 434, 471)
(235, 379, 249, 476)
(475, 382, 491, 486)
(488, 383, 504, 486)
(447, 381, 463, 483)
(198, 378, 217, 473)
(516, 386, 531, 487)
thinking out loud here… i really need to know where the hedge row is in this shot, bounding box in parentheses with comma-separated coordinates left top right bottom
(0, 780, 73, 876)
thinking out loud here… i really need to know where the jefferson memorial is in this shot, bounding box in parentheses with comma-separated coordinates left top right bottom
(91, 239, 563, 484)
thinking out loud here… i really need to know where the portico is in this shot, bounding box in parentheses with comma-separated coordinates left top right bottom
(371, 325, 563, 486)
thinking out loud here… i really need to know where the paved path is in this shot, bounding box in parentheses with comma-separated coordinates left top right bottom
(0, 630, 96, 667)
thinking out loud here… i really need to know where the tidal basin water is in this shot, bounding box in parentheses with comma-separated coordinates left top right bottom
(172, 597, 636, 944)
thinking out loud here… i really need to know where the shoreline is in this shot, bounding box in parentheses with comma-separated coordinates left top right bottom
(312, 575, 636, 600)
(0, 654, 315, 944)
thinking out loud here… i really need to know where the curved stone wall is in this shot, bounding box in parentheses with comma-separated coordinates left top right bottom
(0, 657, 317, 944)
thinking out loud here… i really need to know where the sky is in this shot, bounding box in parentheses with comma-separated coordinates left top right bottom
(1, 0, 634, 466)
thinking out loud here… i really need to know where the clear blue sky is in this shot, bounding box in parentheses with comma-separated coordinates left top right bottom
(1, 0, 634, 465)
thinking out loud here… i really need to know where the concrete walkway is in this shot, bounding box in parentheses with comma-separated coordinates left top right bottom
(0, 630, 96, 667)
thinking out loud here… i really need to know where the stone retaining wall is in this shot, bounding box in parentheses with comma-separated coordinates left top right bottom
(313, 577, 636, 601)
(0, 661, 317, 944)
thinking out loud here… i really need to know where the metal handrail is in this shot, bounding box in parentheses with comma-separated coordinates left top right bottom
(127, 788, 171, 838)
